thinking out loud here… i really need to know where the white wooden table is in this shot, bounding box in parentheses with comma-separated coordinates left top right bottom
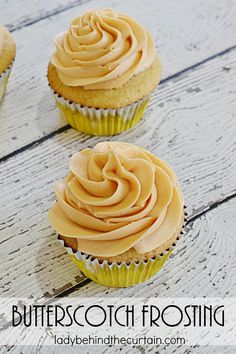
(0, 0, 236, 353)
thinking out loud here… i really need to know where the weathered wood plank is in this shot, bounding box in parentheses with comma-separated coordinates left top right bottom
(1, 0, 236, 158)
(0, 0, 87, 31)
(0, 344, 235, 354)
(112, 346, 236, 354)
(1, 198, 236, 353)
(0, 50, 236, 302)
(0, 345, 235, 354)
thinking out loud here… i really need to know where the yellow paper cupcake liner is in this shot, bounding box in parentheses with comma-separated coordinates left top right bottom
(57, 236, 173, 288)
(0, 61, 14, 103)
(51, 89, 150, 136)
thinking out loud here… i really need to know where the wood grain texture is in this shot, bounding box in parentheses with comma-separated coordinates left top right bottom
(0, 344, 236, 354)
(0, 49, 236, 303)
(1, 0, 236, 158)
(1, 199, 236, 353)
(0, 0, 88, 31)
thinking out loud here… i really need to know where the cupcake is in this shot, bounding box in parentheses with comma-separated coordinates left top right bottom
(0, 26, 16, 103)
(47, 8, 161, 136)
(49, 142, 185, 287)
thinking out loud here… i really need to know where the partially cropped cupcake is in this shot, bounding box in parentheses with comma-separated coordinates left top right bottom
(0, 26, 16, 103)
(49, 142, 185, 287)
(48, 8, 161, 136)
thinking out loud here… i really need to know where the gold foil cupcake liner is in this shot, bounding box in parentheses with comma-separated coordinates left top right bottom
(0, 61, 14, 103)
(57, 235, 179, 288)
(50, 87, 150, 136)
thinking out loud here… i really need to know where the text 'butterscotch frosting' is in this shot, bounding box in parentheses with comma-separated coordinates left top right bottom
(49, 142, 184, 257)
(50, 8, 157, 89)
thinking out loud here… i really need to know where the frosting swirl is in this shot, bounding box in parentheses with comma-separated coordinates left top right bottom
(50, 8, 156, 89)
(49, 142, 184, 257)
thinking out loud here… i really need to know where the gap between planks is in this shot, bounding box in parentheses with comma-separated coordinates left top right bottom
(6, 0, 92, 33)
(1, 43, 236, 165)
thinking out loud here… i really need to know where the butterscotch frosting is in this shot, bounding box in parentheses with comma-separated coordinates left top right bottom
(50, 8, 157, 89)
(49, 142, 184, 257)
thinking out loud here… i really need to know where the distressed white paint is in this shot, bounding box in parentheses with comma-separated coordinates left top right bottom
(1, 50, 236, 303)
(0, 345, 235, 354)
(0, 1, 236, 353)
(0, 0, 84, 31)
(0, 0, 236, 157)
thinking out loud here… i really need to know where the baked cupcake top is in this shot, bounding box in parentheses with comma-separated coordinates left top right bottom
(49, 142, 184, 257)
(0, 26, 16, 73)
(50, 8, 158, 89)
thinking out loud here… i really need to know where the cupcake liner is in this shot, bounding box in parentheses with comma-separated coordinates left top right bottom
(51, 87, 150, 136)
(57, 235, 177, 288)
(0, 61, 14, 103)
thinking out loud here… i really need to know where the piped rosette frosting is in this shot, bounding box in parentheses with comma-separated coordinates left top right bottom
(50, 8, 157, 89)
(49, 142, 184, 257)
